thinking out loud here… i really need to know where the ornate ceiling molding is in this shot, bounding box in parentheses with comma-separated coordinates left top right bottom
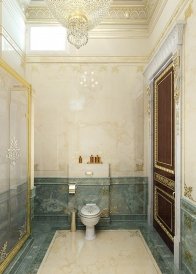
(25, 1, 160, 25)
(26, 5, 148, 24)
(144, 22, 185, 82)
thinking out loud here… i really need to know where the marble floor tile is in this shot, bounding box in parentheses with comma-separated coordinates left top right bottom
(38, 230, 161, 274)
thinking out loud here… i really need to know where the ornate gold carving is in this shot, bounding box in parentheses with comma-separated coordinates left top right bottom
(184, 215, 193, 231)
(184, 183, 196, 202)
(101, 208, 109, 217)
(26, 6, 149, 22)
(173, 53, 181, 104)
(154, 62, 174, 174)
(135, 163, 144, 171)
(154, 186, 174, 241)
(7, 137, 21, 166)
(154, 173, 175, 190)
(0, 242, 8, 262)
(184, 249, 193, 266)
(110, 205, 118, 214)
(146, 85, 151, 116)
(19, 223, 27, 240)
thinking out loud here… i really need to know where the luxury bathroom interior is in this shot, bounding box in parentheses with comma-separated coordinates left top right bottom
(0, 0, 196, 273)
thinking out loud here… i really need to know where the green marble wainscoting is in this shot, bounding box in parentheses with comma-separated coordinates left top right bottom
(110, 177, 148, 221)
(181, 198, 196, 274)
(34, 178, 69, 225)
(34, 177, 148, 228)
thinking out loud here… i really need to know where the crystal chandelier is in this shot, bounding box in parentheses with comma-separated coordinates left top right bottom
(45, 0, 113, 49)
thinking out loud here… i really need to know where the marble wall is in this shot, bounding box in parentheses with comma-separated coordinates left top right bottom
(26, 63, 144, 178)
(34, 177, 148, 224)
(181, 198, 196, 274)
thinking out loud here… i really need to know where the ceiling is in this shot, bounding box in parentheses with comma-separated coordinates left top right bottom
(24, 0, 165, 37)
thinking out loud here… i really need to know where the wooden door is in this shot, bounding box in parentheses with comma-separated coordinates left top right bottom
(153, 62, 175, 252)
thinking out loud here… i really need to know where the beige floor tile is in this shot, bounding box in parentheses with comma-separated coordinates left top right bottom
(38, 230, 162, 274)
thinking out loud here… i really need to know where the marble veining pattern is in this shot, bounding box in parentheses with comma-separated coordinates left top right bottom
(34, 177, 148, 220)
(37, 230, 161, 274)
(34, 184, 68, 215)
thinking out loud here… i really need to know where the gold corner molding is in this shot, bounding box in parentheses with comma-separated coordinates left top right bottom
(184, 183, 196, 202)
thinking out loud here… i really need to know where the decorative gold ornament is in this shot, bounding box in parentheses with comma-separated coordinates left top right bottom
(101, 208, 109, 217)
(7, 137, 21, 166)
(173, 53, 181, 104)
(0, 242, 8, 262)
(184, 215, 193, 231)
(184, 183, 195, 202)
(45, 0, 113, 49)
(154, 173, 174, 190)
(184, 249, 193, 266)
(146, 85, 151, 116)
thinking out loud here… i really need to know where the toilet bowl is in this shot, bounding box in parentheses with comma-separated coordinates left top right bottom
(80, 203, 101, 240)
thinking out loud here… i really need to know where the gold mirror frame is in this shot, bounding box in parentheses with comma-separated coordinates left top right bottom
(0, 58, 31, 273)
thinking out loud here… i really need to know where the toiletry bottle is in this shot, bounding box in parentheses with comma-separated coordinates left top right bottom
(95, 155, 99, 163)
(90, 155, 94, 163)
(79, 156, 82, 163)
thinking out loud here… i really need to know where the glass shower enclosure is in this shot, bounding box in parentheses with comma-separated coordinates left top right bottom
(0, 59, 31, 273)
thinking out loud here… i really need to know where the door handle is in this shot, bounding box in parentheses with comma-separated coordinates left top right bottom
(172, 192, 175, 198)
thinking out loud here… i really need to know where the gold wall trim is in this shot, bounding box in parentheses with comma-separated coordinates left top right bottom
(0, 58, 32, 273)
(154, 186, 174, 241)
(154, 62, 174, 174)
(154, 173, 175, 190)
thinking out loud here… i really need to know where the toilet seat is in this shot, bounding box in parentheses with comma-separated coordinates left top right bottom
(80, 204, 100, 217)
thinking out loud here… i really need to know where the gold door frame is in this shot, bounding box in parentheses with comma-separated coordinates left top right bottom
(0, 58, 31, 273)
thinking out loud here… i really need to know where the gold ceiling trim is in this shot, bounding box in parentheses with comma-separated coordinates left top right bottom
(26, 1, 160, 24)
(26, 6, 148, 23)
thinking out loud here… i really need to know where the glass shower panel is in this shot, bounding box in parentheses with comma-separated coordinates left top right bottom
(0, 70, 10, 258)
(0, 62, 31, 273)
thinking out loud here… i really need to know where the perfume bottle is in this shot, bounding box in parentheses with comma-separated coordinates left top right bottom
(79, 156, 82, 163)
(90, 155, 94, 163)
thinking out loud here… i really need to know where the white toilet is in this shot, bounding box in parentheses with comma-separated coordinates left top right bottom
(80, 203, 101, 240)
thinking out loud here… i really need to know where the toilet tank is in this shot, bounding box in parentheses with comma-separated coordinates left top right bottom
(68, 163, 110, 178)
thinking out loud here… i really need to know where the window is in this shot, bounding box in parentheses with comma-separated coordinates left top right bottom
(30, 26, 67, 51)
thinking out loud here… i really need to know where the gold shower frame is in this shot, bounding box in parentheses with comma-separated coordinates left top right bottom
(0, 58, 32, 273)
